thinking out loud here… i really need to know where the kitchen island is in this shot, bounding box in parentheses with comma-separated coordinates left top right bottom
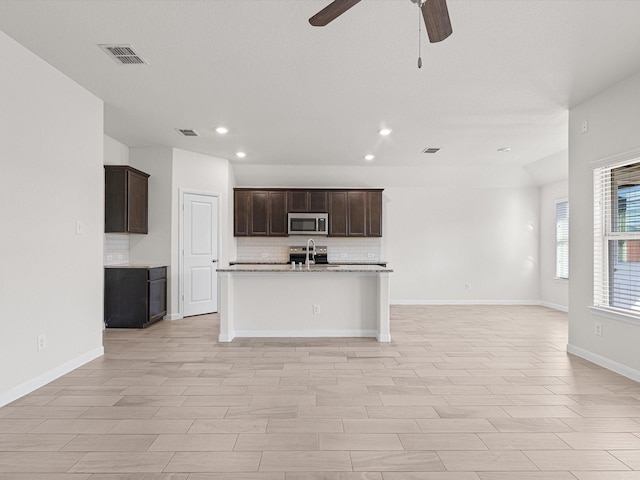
(216, 264, 392, 342)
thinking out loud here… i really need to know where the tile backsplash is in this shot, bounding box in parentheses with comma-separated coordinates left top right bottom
(237, 237, 382, 263)
(104, 234, 129, 265)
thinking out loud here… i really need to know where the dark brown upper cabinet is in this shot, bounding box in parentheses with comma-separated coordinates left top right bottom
(367, 190, 383, 237)
(309, 190, 328, 212)
(347, 191, 367, 237)
(234, 189, 288, 237)
(287, 190, 309, 213)
(104, 165, 149, 234)
(268, 191, 287, 236)
(328, 191, 348, 237)
(234, 190, 249, 236)
(234, 188, 382, 237)
(287, 190, 328, 213)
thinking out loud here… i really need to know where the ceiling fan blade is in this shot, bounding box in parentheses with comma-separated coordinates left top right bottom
(309, 0, 362, 26)
(421, 0, 453, 43)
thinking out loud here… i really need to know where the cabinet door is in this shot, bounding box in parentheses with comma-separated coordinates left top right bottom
(287, 190, 309, 212)
(367, 191, 383, 237)
(127, 170, 148, 234)
(148, 277, 167, 322)
(309, 190, 328, 212)
(269, 191, 288, 236)
(347, 191, 367, 237)
(234, 190, 249, 236)
(249, 191, 269, 236)
(328, 191, 348, 236)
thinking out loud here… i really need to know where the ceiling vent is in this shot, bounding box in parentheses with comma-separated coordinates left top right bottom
(176, 129, 199, 137)
(422, 147, 441, 154)
(99, 44, 148, 65)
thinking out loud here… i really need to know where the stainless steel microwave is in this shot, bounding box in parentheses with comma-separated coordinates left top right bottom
(288, 213, 328, 235)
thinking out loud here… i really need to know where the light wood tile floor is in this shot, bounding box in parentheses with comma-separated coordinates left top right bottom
(2, 305, 640, 479)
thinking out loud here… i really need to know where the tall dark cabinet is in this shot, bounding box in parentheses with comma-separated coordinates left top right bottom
(104, 165, 149, 234)
(104, 266, 167, 328)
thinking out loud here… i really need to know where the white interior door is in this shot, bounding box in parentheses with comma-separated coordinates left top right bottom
(183, 193, 218, 316)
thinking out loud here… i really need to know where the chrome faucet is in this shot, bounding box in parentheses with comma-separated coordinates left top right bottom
(306, 238, 316, 270)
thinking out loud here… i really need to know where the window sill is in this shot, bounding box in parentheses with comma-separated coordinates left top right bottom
(554, 277, 569, 282)
(589, 306, 640, 326)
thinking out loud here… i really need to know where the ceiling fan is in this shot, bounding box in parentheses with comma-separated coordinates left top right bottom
(309, 0, 453, 43)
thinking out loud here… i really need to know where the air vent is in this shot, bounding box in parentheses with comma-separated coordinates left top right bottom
(176, 129, 199, 137)
(99, 44, 148, 65)
(422, 147, 441, 154)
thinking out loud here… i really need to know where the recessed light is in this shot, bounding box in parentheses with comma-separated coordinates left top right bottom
(364, 154, 375, 161)
(378, 128, 392, 136)
(236, 151, 246, 158)
(497, 147, 511, 153)
(216, 126, 229, 134)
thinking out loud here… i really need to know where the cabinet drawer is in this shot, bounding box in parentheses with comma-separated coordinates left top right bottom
(148, 267, 167, 281)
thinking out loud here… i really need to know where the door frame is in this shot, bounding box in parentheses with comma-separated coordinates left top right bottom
(179, 189, 221, 318)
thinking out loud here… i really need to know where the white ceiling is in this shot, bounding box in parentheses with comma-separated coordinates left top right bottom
(1, 0, 640, 182)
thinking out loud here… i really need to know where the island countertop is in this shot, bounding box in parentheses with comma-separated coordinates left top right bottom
(217, 264, 392, 273)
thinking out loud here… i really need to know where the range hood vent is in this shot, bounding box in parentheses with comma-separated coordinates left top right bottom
(99, 44, 148, 65)
(176, 129, 199, 137)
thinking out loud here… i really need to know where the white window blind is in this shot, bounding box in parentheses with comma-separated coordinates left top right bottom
(556, 200, 569, 279)
(594, 159, 640, 315)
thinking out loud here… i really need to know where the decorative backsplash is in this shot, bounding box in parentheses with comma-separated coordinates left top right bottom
(236, 237, 383, 263)
(104, 234, 129, 265)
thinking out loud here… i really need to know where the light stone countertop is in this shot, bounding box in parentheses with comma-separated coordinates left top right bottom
(217, 264, 392, 273)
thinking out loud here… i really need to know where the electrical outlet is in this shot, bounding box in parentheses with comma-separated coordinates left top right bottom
(75, 220, 84, 235)
(581, 120, 589, 134)
(465, 283, 471, 291)
(37, 335, 46, 351)
(261, 252, 269, 258)
(106, 255, 113, 261)
(313, 304, 320, 315)
(594, 322, 602, 336)
(340, 253, 347, 258)
(367, 253, 375, 258)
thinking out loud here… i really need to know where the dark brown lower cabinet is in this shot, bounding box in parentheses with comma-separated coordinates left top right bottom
(104, 266, 167, 328)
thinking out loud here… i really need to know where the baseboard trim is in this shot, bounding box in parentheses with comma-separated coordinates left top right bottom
(0, 346, 104, 408)
(540, 301, 568, 312)
(391, 299, 541, 306)
(233, 329, 379, 339)
(164, 313, 183, 321)
(566, 343, 640, 383)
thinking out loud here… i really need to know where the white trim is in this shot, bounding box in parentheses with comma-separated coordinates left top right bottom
(590, 147, 640, 169)
(218, 332, 235, 342)
(391, 299, 541, 306)
(163, 313, 183, 321)
(179, 189, 221, 317)
(0, 347, 104, 408)
(233, 329, 378, 338)
(589, 305, 640, 326)
(566, 343, 640, 383)
(540, 301, 568, 312)
(377, 333, 392, 342)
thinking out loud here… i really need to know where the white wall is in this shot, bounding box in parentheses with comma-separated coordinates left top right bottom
(569, 70, 640, 378)
(129, 147, 174, 306)
(104, 134, 129, 166)
(0, 31, 104, 405)
(539, 180, 569, 311)
(385, 186, 540, 303)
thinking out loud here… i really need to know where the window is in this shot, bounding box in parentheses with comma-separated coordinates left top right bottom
(556, 200, 569, 279)
(594, 159, 640, 315)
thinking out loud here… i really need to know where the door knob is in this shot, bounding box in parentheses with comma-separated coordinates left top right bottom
(212, 259, 218, 263)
